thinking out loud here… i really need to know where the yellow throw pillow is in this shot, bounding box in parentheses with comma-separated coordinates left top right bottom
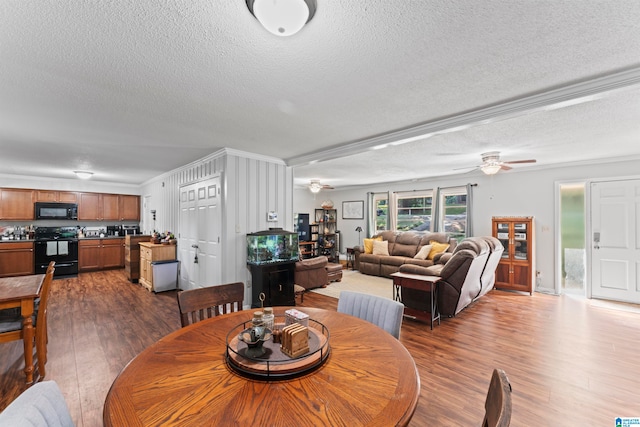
(372, 239, 390, 256)
(363, 236, 383, 254)
(427, 241, 450, 260)
(413, 244, 432, 260)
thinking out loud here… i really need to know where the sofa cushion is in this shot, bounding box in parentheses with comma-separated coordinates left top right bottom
(428, 241, 450, 260)
(363, 236, 383, 254)
(372, 240, 390, 256)
(413, 244, 432, 260)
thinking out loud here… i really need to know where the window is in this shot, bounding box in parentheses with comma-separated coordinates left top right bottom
(438, 187, 467, 241)
(393, 191, 433, 231)
(373, 194, 389, 231)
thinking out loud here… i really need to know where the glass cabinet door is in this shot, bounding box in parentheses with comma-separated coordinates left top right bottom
(513, 222, 528, 260)
(496, 222, 510, 258)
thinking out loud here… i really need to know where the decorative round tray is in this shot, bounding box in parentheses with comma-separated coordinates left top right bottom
(225, 315, 330, 380)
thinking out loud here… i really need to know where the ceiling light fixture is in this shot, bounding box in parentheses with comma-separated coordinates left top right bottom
(309, 181, 322, 193)
(246, 0, 317, 37)
(480, 164, 501, 175)
(74, 170, 94, 180)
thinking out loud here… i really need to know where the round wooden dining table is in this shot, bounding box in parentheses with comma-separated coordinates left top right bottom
(103, 307, 420, 426)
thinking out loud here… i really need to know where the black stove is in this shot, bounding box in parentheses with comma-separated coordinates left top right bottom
(34, 226, 79, 278)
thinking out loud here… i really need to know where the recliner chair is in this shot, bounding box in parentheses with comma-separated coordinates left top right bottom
(399, 237, 491, 316)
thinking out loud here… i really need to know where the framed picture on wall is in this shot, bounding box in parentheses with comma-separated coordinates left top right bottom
(342, 200, 364, 219)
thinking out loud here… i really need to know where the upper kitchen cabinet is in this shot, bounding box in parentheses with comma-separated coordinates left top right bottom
(0, 188, 34, 220)
(119, 195, 140, 221)
(34, 190, 78, 203)
(78, 192, 139, 221)
(78, 192, 119, 221)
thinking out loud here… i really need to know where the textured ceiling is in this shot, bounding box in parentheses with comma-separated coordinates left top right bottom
(1, 1, 639, 187)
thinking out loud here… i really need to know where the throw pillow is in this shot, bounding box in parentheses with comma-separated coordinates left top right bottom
(363, 236, 383, 254)
(372, 239, 390, 256)
(413, 245, 432, 260)
(427, 241, 450, 260)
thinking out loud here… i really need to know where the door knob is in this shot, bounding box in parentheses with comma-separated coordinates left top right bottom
(191, 244, 199, 249)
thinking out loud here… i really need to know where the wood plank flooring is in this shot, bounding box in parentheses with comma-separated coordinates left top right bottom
(1, 269, 640, 426)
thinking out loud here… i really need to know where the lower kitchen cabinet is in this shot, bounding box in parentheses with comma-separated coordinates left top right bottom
(79, 238, 124, 272)
(139, 242, 177, 292)
(0, 242, 34, 277)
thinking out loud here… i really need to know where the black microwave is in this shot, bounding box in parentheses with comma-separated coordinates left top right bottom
(34, 202, 78, 220)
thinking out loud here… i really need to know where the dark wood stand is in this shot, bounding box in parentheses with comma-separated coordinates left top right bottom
(391, 272, 440, 329)
(248, 261, 296, 308)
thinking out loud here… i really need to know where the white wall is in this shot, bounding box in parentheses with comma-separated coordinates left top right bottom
(294, 158, 640, 293)
(139, 149, 293, 304)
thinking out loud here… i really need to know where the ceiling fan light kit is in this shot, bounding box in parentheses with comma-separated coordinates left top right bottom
(246, 0, 316, 37)
(480, 164, 502, 175)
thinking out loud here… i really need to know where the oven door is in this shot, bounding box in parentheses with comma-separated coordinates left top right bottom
(34, 239, 79, 277)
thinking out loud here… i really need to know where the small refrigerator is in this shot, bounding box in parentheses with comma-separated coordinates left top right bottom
(151, 260, 179, 292)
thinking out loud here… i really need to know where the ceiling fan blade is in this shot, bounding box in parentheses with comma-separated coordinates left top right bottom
(503, 159, 537, 164)
(322, 185, 334, 189)
(453, 165, 480, 171)
(500, 164, 513, 171)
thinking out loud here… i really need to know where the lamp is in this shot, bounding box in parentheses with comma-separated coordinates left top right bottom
(74, 171, 93, 180)
(480, 164, 501, 175)
(246, 0, 317, 37)
(355, 226, 363, 247)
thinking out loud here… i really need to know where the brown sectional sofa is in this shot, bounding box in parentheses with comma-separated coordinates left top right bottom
(353, 231, 457, 278)
(398, 236, 503, 316)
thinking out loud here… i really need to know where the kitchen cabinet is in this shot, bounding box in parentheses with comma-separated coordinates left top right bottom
(125, 235, 150, 282)
(78, 192, 120, 221)
(0, 242, 34, 277)
(34, 190, 78, 203)
(119, 195, 140, 221)
(0, 188, 34, 220)
(79, 238, 125, 272)
(139, 242, 177, 292)
(492, 216, 535, 294)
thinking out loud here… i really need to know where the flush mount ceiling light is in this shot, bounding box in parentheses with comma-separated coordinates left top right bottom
(74, 170, 94, 180)
(246, 0, 317, 37)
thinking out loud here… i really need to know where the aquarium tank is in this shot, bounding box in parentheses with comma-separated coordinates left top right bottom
(246, 228, 299, 265)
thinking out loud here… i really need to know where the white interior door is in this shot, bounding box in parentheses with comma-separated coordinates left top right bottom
(178, 177, 221, 290)
(590, 179, 640, 303)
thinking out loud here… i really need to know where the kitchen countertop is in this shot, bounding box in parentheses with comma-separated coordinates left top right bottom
(0, 236, 129, 243)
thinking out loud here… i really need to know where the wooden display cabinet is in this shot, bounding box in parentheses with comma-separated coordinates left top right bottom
(139, 242, 177, 292)
(0, 242, 34, 277)
(492, 217, 535, 294)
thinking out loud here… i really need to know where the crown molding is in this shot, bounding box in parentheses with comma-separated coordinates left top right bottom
(286, 66, 640, 167)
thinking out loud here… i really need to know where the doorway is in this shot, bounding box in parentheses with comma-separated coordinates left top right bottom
(556, 182, 586, 295)
(589, 178, 640, 303)
(178, 177, 222, 291)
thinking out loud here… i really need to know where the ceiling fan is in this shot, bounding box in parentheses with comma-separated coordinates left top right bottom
(460, 151, 537, 175)
(309, 179, 334, 193)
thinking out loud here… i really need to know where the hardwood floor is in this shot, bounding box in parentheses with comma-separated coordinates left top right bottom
(2, 269, 640, 426)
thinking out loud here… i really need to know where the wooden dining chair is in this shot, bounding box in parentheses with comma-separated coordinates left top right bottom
(177, 282, 245, 327)
(482, 368, 513, 427)
(0, 261, 55, 379)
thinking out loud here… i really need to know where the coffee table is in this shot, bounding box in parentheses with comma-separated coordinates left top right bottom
(391, 272, 441, 329)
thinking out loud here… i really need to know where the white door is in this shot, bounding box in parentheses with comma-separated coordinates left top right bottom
(178, 177, 221, 290)
(590, 179, 640, 303)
